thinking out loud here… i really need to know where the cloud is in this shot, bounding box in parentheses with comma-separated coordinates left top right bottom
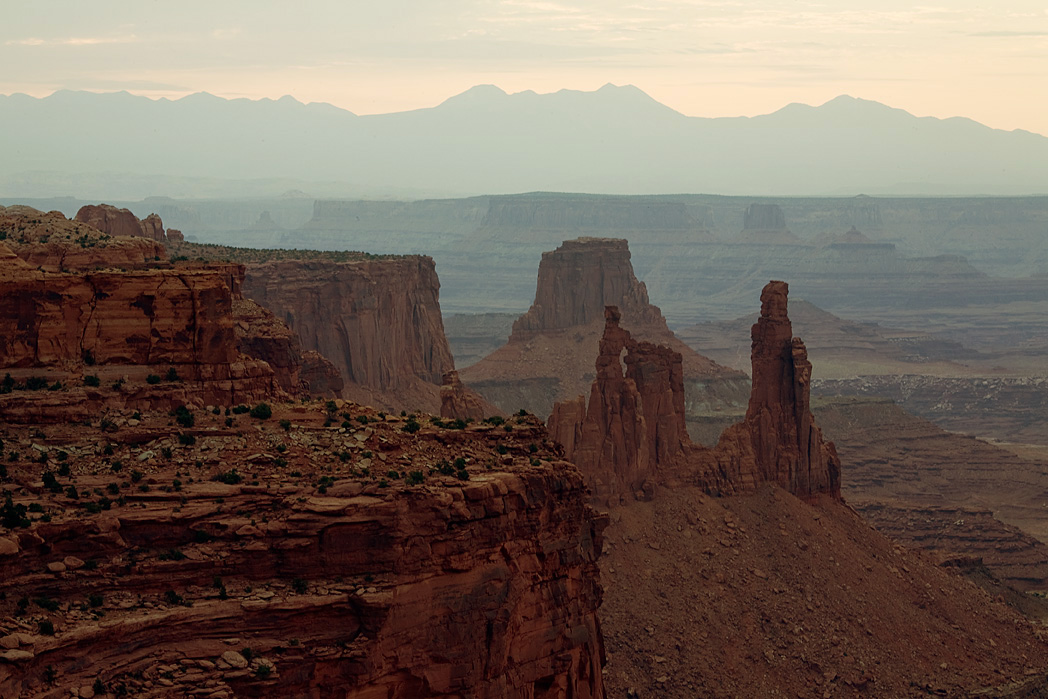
(969, 30, 1048, 37)
(6, 34, 140, 47)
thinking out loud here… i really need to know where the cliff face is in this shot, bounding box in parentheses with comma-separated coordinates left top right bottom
(0, 205, 166, 270)
(550, 281, 841, 505)
(511, 238, 662, 336)
(75, 203, 172, 243)
(462, 237, 749, 419)
(439, 370, 499, 421)
(243, 257, 456, 413)
(0, 250, 279, 413)
(0, 403, 606, 698)
(733, 281, 841, 497)
(0, 208, 343, 416)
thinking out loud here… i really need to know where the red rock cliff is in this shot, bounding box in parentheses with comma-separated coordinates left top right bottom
(551, 281, 841, 505)
(1, 205, 166, 270)
(0, 208, 342, 416)
(511, 237, 662, 336)
(75, 203, 172, 243)
(0, 404, 606, 698)
(462, 237, 749, 419)
(732, 280, 841, 497)
(243, 257, 456, 413)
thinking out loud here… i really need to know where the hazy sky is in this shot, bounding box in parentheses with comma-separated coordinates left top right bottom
(4, 1, 1048, 134)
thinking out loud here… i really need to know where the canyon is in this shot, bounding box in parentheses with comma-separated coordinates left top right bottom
(3, 200, 1048, 697)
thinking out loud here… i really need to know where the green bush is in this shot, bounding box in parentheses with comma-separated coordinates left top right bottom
(249, 403, 272, 420)
(174, 406, 194, 428)
(145, 374, 161, 385)
(84, 375, 100, 387)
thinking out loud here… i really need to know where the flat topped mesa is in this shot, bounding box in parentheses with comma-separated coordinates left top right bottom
(511, 237, 662, 336)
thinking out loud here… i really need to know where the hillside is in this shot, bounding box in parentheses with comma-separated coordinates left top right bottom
(4, 87, 1048, 198)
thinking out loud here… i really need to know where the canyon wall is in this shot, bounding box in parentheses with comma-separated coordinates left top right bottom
(0, 403, 606, 698)
(550, 281, 841, 505)
(75, 203, 176, 244)
(0, 207, 342, 417)
(462, 237, 749, 420)
(244, 257, 454, 413)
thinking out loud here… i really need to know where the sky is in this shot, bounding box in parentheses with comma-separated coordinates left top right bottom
(3, 0, 1048, 135)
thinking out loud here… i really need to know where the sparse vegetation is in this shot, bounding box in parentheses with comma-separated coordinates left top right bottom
(250, 403, 272, 420)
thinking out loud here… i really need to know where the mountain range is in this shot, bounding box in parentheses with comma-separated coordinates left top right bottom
(2, 84, 1047, 198)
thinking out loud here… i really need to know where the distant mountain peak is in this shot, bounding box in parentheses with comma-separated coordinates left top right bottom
(441, 84, 508, 105)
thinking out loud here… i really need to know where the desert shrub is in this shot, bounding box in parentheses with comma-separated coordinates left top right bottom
(174, 406, 194, 428)
(145, 374, 161, 385)
(249, 403, 272, 420)
(25, 376, 49, 391)
(84, 375, 100, 387)
(164, 367, 180, 382)
(402, 418, 420, 434)
(407, 470, 425, 485)
(213, 469, 242, 485)
(1, 494, 30, 529)
(42, 471, 61, 492)
(279, 419, 291, 431)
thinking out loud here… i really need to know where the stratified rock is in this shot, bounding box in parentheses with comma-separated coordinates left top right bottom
(299, 350, 344, 398)
(743, 203, 787, 232)
(0, 209, 339, 415)
(738, 203, 804, 245)
(718, 281, 841, 498)
(512, 238, 661, 336)
(166, 228, 185, 242)
(1, 205, 165, 270)
(233, 298, 303, 394)
(439, 370, 497, 421)
(462, 237, 749, 419)
(244, 257, 456, 413)
(552, 281, 841, 504)
(0, 406, 606, 698)
(75, 203, 171, 243)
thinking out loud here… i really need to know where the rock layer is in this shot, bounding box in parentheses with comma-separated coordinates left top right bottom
(0, 403, 606, 698)
(0, 208, 344, 416)
(75, 204, 175, 243)
(243, 257, 456, 413)
(550, 282, 841, 504)
(439, 370, 498, 421)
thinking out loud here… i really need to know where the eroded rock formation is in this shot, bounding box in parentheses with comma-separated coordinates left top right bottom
(725, 280, 842, 497)
(75, 204, 175, 243)
(0, 208, 345, 416)
(462, 237, 749, 419)
(0, 205, 166, 270)
(244, 257, 456, 413)
(550, 281, 841, 504)
(439, 370, 498, 421)
(0, 404, 606, 698)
